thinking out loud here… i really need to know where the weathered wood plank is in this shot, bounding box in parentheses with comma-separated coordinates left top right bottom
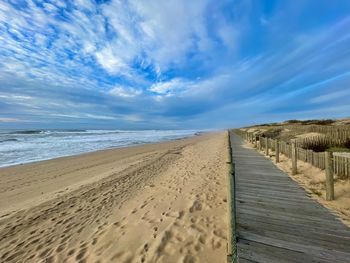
(237, 238, 311, 263)
(237, 238, 348, 263)
(239, 258, 259, 263)
(237, 213, 350, 237)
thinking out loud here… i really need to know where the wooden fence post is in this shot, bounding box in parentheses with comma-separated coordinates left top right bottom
(275, 140, 279, 163)
(258, 136, 262, 151)
(325, 152, 334, 201)
(307, 150, 311, 163)
(265, 137, 269, 156)
(291, 141, 297, 175)
(254, 136, 257, 148)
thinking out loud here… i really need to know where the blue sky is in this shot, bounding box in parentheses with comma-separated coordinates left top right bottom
(1, 0, 350, 129)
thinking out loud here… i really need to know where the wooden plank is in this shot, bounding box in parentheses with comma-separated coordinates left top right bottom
(237, 235, 349, 263)
(239, 258, 259, 263)
(236, 206, 342, 227)
(237, 213, 350, 237)
(237, 238, 313, 263)
(237, 222, 350, 251)
(236, 199, 335, 217)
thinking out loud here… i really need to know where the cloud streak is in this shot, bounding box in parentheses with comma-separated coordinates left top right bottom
(1, 0, 350, 129)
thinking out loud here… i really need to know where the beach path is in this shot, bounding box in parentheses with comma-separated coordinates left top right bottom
(229, 131, 350, 263)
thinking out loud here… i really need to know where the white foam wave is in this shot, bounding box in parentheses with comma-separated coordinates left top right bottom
(0, 130, 199, 168)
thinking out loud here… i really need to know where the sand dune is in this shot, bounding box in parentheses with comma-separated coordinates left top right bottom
(0, 132, 228, 263)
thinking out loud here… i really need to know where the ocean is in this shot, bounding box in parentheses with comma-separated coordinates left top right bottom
(0, 129, 200, 168)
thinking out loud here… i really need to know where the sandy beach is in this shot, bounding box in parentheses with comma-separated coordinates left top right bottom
(0, 132, 228, 263)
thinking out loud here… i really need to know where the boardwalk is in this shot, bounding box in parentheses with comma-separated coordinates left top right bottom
(229, 131, 350, 263)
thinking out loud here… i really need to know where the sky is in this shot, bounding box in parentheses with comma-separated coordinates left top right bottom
(1, 0, 350, 130)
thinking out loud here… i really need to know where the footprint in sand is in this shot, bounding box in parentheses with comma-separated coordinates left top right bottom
(211, 237, 222, 249)
(189, 200, 202, 213)
(151, 226, 158, 238)
(144, 243, 149, 252)
(182, 254, 199, 263)
(110, 251, 133, 262)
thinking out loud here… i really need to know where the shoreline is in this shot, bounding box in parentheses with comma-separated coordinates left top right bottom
(0, 132, 228, 263)
(0, 133, 210, 218)
(0, 129, 207, 169)
(0, 132, 206, 170)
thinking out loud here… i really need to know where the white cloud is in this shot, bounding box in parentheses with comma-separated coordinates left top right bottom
(0, 94, 32, 101)
(129, 0, 210, 69)
(149, 78, 191, 95)
(85, 114, 117, 120)
(122, 114, 142, 122)
(0, 0, 237, 84)
(310, 88, 350, 104)
(50, 113, 118, 120)
(74, 0, 95, 11)
(2, 0, 349, 129)
(217, 23, 238, 52)
(0, 117, 21, 122)
(51, 0, 66, 9)
(43, 3, 58, 13)
(95, 46, 128, 75)
(109, 86, 142, 98)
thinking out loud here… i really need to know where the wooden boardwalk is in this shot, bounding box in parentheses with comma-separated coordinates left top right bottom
(229, 132, 350, 263)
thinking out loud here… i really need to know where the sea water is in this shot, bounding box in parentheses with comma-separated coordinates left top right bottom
(0, 129, 200, 168)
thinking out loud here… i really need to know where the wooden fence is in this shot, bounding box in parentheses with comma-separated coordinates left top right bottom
(237, 130, 350, 180)
(284, 124, 350, 141)
(297, 135, 348, 150)
(333, 152, 350, 179)
(242, 124, 350, 150)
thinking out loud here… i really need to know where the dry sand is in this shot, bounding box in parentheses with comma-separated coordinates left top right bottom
(0, 133, 228, 263)
(248, 141, 350, 227)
